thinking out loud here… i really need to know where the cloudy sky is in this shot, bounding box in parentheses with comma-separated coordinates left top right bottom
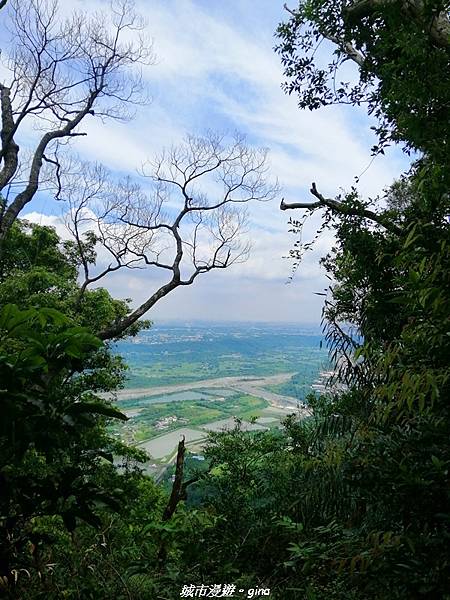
(5, 0, 409, 325)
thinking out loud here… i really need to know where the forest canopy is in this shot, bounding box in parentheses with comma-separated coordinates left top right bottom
(0, 0, 449, 598)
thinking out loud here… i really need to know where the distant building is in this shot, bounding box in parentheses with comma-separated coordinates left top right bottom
(155, 415, 178, 429)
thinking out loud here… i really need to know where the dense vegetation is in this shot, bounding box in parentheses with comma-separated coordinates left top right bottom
(1, 0, 449, 598)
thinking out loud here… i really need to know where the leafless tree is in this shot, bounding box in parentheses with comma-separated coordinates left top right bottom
(63, 134, 278, 340)
(0, 0, 153, 242)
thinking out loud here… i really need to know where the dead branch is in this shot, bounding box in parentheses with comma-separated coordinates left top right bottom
(162, 437, 187, 522)
(0, 0, 154, 242)
(280, 182, 402, 235)
(157, 437, 201, 567)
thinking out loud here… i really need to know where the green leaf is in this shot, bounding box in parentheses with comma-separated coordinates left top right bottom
(67, 401, 128, 421)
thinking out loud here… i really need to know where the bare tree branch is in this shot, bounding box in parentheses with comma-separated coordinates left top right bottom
(0, 0, 154, 242)
(60, 135, 277, 340)
(280, 182, 402, 235)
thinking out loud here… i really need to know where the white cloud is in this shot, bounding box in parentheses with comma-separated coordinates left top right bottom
(11, 0, 411, 324)
(21, 212, 68, 238)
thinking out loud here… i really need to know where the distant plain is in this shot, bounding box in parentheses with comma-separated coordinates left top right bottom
(111, 323, 328, 472)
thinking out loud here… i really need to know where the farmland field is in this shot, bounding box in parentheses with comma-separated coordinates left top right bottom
(139, 429, 206, 460)
(111, 322, 329, 470)
(114, 322, 327, 390)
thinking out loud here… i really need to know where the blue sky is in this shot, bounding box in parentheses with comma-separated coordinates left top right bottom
(3, 0, 410, 324)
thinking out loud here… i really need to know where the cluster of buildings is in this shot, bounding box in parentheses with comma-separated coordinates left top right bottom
(155, 415, 180, 430)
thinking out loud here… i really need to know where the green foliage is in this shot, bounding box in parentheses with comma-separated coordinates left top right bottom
(241, 1, 450, 597)
(0, 220, 148, 338)
(276, 0, 450, 161)
(8, 474, 171, 599)
(0, 219, 212, 598)
(157, 3, 450, 599)
(2, 0, 450, 596)
(0, 304, 138, 583)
